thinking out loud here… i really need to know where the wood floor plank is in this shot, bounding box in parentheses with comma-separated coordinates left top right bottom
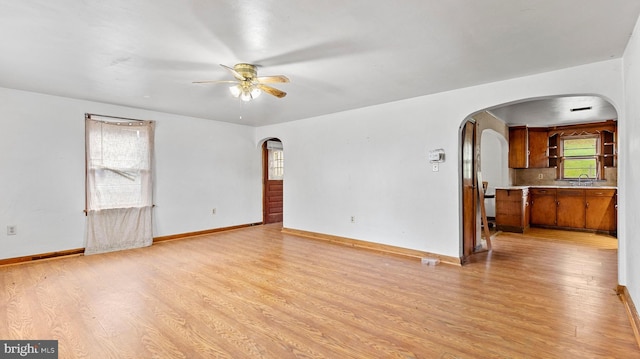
(1, 224, 638, 358)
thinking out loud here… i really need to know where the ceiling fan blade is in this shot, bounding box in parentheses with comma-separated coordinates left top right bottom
(192, 80, 239, 84)
(256, 75, 290, 84)
(220, 64, 247, 81)
(258, 84, 287, 98)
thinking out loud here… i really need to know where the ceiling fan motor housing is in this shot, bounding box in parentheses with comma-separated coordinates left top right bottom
(234, 63, 258, 80)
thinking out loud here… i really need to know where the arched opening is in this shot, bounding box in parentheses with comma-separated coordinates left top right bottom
(459, 95, 618, 263)
(480, 128, 509, 233)
(459, 111, 510, 261)
(260, 138, 284, 224)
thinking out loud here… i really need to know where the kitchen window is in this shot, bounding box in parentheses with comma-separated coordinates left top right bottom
(560, 136, 600, 179)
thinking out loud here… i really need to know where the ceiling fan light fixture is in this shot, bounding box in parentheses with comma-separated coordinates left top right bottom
(240, 90, 252, 102)
(229, 85, 242, 97)
(196, 63, 288, 101)
(250, 87, 262, 99)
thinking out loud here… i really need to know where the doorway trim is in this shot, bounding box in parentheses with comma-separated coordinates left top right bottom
(261, 138, 284, 224)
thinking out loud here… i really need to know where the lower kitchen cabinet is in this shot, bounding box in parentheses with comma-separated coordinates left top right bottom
(529, 187, 616, 235)
(585, 189, 617, 232)
(530, 188, 557, 226)
(556, 189, 586, 228)
(495, 188, 529, 233)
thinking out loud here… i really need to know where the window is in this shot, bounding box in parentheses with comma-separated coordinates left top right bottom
(85, 114, 155, 254)
(86, 120, 153, 210)
(266, 140, 284, 180)
(270, 150, 284, 179)
(560, 136, 599, 179)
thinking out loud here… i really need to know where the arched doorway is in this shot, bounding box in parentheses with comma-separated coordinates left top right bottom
(262, 138, 284, 224)
(460, 95, 619, 262)
(459, 111, 509, 262)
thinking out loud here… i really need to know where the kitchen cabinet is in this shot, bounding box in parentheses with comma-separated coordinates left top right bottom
(556, 189, 586, 228)
(528, 128, 549, 168)
(548, 134, 559, 168)
(508, 127, 528, 168)
(509, 121, 617, 172)
(602, 130, 616, 168)
(528, 187, 617, 234)
(585, 189, 616, 232)
(496, 188, 529, 233)
(530, 188, 557, 226)
(508, 126, 548, 168)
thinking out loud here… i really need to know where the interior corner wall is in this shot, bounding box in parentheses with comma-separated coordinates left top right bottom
(480, 131, 507, 217)
(475, 110, 510, 194)
(256, 59, 624, 259)
(0, 87, 262, 260)
(622, 14, 640, 311)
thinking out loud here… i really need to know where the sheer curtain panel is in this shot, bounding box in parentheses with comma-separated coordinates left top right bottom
(85, 116, 154, 254)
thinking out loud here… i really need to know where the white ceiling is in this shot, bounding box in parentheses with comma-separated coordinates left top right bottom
(1, 1, 639, 127)
(489, 95, 619, 126)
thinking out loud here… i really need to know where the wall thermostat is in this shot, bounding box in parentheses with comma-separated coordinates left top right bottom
(428, 149, 445, 163)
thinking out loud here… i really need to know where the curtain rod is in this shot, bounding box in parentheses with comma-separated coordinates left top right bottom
(85, 113, 146, 122)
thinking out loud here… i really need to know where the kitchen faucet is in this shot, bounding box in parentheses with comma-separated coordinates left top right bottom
(578, 173, 590, 186)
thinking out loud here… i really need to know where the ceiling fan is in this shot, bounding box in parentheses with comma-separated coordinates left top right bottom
(193, 63, 289, 101)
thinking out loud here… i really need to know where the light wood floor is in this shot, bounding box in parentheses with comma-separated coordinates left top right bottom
(1, 224, 638, 358)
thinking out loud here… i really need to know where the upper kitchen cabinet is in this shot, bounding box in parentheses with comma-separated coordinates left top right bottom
(508, 126, 527, 168)
(508, 121, 617, 172)
(508, 126, 548, 168)
(528, 128, 549, 168)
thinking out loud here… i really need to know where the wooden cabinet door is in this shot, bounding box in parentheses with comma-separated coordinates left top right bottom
(496, 189, 526, 232)
(585, 189, 616, 232)
(528, 128, 549, 168)
(556, 189, 585, 229)
(530, 188, 557, 226)
(508, 127, 527, 168)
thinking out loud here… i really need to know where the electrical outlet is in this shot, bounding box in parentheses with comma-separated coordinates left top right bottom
(538, 173, 544, 179)
(350, 216, 356, 223)
(432, 164, 439, 172)
(212, 208, 217, 215)
(7, 225, 17, 235)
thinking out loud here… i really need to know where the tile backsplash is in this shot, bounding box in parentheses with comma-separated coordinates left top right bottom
(514, 167, 617, 187)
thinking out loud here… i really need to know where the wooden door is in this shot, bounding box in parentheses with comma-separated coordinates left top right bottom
(461, 120, 476, 262)
(263, 141, 284, 224)
(530, 188, 557, 226)
(556, 189, 585, 229)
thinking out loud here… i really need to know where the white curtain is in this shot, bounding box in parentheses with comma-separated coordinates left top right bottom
(85, 117, 154, 255)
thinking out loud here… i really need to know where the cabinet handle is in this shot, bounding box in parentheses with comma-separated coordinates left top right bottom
(586, 202, 589, 208)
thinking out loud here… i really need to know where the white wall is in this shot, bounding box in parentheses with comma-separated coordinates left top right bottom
(481, 130, 508, 217)
(257, 59, 625, 259)
(622, 14, 640, 310)
(0, 56, 632, 281)
(0, 87, 262, 260)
